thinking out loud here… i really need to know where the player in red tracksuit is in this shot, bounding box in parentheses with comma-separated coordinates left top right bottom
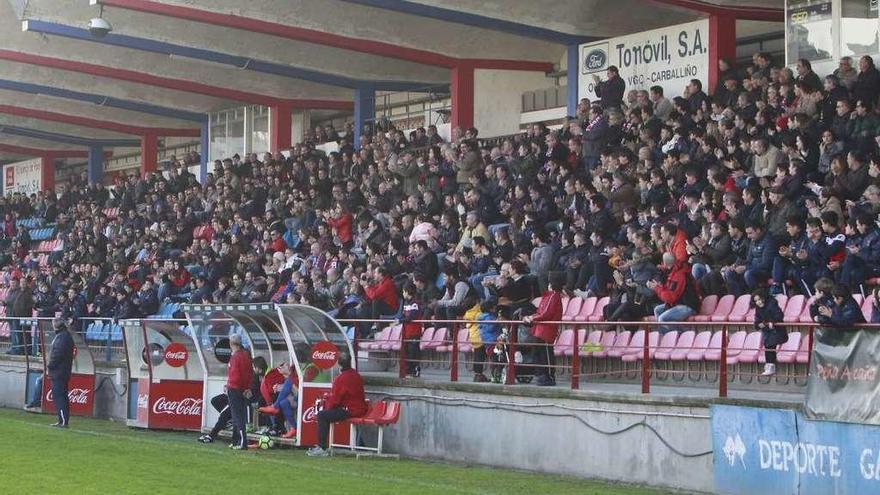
(307, 352, 367, 457)
(226, 334, 253, 450)
(399, 283, 422, 377)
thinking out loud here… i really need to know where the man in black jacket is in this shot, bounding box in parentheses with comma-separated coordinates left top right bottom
(593, 65, 625, 110)
(47, 319, 74, 428)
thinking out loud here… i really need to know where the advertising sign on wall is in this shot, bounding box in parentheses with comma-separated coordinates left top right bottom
(578, 19, 709, 103)
(712, 405, 880, 494)
(3, 158, 42, 196)
(806, 328, 880, 425)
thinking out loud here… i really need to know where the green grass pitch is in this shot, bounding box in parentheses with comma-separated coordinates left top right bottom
(0, 408, 674, 494)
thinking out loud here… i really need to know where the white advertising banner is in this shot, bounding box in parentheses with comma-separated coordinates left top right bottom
(3, 158, 42, 196)
(578, 19, 710, 103)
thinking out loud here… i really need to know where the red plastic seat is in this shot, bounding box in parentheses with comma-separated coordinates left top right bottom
(350, 400, 386, 425)
(587, 297, 610, 322)
(689, 295, 718, 322)
(709, 295, 736, 322)
(343, 401, 401, 456)
(653, 331, 680, 360)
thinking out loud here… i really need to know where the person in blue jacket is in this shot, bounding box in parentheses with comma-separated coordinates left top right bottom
(723, 220, 777, 296)
(839, 213, 880, 289)
(815, 284, 866, 328)
(46, 319, 74, 428)
(751, 290, 787, 377)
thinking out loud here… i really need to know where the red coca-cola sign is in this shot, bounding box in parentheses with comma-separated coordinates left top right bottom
(152, 396, 202, 416)
(42, 373, 95, 417)
(310, 341, 339, 370)
(164, 343, 188, 368)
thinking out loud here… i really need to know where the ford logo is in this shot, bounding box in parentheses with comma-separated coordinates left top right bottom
(585, 49, 607, 71)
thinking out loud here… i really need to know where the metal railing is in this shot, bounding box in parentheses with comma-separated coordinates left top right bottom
(336, 317, 842, 398)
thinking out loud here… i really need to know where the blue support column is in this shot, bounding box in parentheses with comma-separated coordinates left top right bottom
(567, 44, 580, 117)
(353, 85, 375, 149)
(200, 116, 209, 183)
(87, 145, 103, 184)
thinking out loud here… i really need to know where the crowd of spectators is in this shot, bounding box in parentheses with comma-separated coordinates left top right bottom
(0, 52, 879, 367)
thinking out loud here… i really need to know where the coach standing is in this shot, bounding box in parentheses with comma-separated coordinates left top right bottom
(47, 319, 74, 428)
(226, 334, 253, 450)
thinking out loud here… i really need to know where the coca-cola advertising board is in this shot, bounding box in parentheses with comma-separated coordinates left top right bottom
(298, 385, 350, 447)
(42, 373, 95, 417)
(137, 378, 203, 431)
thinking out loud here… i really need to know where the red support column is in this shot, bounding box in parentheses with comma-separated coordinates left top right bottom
(451, 63, 475, 131)
(270, 103, 293, 153)
(40, 153, 55, 192)
(140, 133, 158, 178)
(708, 14, 737, 95)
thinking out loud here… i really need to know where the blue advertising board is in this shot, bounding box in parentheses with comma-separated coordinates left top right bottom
(712, 405, 880, 495)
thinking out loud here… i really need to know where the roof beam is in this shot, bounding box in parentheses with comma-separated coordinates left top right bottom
(0, 143, 112, 158)
(23, 20, 446, 92)
(0, 49, 353, 110)
(334, 0, 595, 45)
(95, 0, 554, 72)
(0, 78, 204, 122)
(0, 104, 200, 137)
(648, 0, 784, 22)
(0, 125, 141, 147)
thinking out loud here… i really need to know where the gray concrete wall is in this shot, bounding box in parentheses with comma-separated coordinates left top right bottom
(0, 358, 28, 408)
(364, 382, 716, 493)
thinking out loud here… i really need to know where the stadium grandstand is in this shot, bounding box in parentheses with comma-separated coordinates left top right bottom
(0, 0, 879, 494)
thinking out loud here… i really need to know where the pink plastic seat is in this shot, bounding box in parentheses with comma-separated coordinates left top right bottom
(419, 327, 436, 350)
(853, 294, 864, 306)
(379, 325, 402, 350)
(531, 297, 542, 308)
(562, 329, 587, 356)
(622, 331, 660, 362)
(0, 321, 8, 338)
(705, 330, 747, 363)
(686, 331, 714, 361)
(437, 328, 471, 353)
(796, 333, 812, 364)
(735, 332, 764, 364)
(606, 331, 632, 358)
(782, 295, 806, 323)
(362, 326, 391, 350)
(653, 331, 680, 360)
(689, 295, 718, 322)
(587, 297, 610, 322)
(669, 330, 697, 361)
(862, 298, 875, 322)
(725, 296, 753, 322)
(568, 297, 597, 322)
(592, 331, 619, 358)
(799, 296, 817, 323)
(576, 330, 603, 357)
(553, 329, 575, 357)
(424, 327, 448, 350)
(561, 297, 583, 321)
(774, 294, 788, 313)
(771, 332, 803, 364)
(709, 295, 736, 322)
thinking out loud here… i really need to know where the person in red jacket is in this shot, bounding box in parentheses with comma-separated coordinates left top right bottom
(325, 204, 354, 249)
(522, 274, 564, 386)
(307, 352, 367, 457)
(647, 252, 700, 334)
(397, 283, 423, 377)
(357, 266, 399, 337)
(661, 223, 689, 264)
(226, 334, 254, 450)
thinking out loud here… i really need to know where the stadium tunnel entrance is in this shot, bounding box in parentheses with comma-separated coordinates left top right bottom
(182, 303, 354, 447)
